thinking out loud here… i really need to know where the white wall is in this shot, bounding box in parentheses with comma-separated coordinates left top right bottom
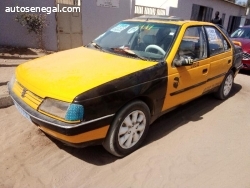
(169, 0, 247, 29)
(135, 0, 178, 8)
(81, 0, 135, 45)
(0, 0, 57, 51)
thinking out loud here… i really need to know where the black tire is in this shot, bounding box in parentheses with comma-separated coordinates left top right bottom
(215, 70, 234, 100)
(103, 101, 150, 157)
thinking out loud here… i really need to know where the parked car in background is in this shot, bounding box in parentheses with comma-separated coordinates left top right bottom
(231, 25, 250, 70)
(9, 16, 243, 157)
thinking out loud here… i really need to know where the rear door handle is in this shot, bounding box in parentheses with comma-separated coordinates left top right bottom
(203, 68, 208, 74)
(228, 60, 231, 64)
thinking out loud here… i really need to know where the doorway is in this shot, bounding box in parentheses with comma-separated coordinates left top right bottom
(227, 16, 241, 34)
(57, 1, 83, 51)
(191, 4, 213, 22)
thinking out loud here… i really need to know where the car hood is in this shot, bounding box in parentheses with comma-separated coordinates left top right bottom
(16, 47, 157, 102)
(231, 38, 250, 52)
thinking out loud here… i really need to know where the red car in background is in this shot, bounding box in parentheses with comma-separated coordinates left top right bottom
(231, 25, 250, 70)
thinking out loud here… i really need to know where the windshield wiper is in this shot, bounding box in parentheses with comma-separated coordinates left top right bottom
(90, 42, 105, 52)
(110, 48, 147, 61)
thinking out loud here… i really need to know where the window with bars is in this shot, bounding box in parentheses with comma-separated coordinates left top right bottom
(135, 5, 166, 16)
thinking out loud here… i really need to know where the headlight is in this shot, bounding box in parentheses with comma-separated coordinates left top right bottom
(39, 98, 84, 122)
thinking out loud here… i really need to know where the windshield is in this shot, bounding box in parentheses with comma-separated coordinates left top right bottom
(90, 21, 179, 61)
(231, 27, 250, 39)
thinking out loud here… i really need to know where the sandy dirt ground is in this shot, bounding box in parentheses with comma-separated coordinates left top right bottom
(0, 72, 250, 188)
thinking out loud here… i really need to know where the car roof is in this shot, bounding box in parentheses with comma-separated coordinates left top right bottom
(125, 15, 215, 26)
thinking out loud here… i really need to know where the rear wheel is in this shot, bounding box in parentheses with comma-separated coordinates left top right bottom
(103, 101, 150, 157)
(215, 70, 234, 100)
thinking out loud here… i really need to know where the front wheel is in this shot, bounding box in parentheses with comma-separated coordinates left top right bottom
(103, 101, 150, 157)
(215, 70, 234, 100)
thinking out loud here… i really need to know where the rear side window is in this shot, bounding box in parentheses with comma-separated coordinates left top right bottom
(205, 26, 231, 56)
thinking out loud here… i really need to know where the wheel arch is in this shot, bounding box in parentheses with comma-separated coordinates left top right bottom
(105, 96, 155, 138)
(230, 67, 237, 76)
(111, 96, 155, 123)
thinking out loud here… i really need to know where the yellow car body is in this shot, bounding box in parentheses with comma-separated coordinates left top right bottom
(9, 16, 243, 157)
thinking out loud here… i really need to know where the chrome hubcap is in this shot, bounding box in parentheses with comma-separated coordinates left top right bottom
(118, 110, 146, 149)
(224, 74, 233, 96)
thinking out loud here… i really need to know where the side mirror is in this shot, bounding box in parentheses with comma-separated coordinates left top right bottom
(232, 40, 241, 47)
(174, 56, 194, 67)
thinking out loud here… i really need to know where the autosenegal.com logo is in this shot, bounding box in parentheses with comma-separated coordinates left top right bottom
(5, 4, 80, 14)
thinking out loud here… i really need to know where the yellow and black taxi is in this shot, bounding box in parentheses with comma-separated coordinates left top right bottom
(9, 15, 243, 157)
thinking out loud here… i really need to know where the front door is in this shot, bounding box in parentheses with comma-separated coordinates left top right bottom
(57, 4, 82, 51)
(202, 26, 233, 93)
(162, 25, 210, 111)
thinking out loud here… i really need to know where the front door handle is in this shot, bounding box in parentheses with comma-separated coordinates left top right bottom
(203, 68, 208, 74)
(228, 59, 232, 64)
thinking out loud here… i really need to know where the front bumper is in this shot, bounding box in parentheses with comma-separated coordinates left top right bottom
(242, 52, 250, 70)
(8, 83, 113, 147)
(242, 60, 250, 70)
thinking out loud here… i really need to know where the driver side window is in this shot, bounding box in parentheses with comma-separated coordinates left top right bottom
(173, 26, 207, 66)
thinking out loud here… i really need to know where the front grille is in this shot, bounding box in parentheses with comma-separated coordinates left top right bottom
(12, 81, 43, 110)
(243, 63, 250, 68)
(242, 52, 250, 60)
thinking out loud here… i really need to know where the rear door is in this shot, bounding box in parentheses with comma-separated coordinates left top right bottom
(203, 26, 232, 93)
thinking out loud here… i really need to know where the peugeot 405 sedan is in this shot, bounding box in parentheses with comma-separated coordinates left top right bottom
(9, 15, 243, 157)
